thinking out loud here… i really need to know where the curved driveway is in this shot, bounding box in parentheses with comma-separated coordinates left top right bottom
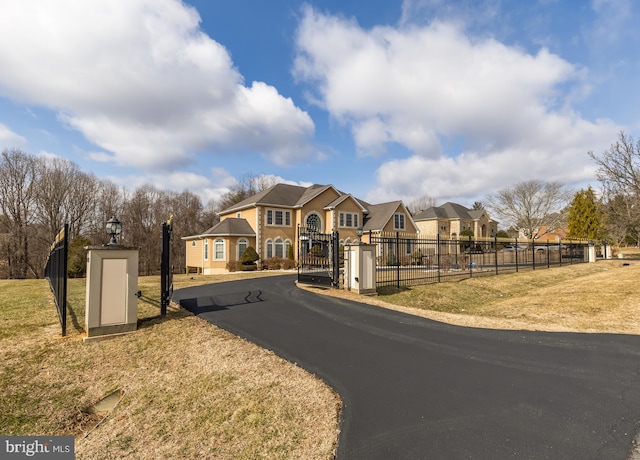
(173, 275, 640, 459)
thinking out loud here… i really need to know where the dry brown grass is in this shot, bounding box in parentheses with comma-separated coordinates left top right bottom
(302, 260, 640, 334)
(0, 273, 339, 460)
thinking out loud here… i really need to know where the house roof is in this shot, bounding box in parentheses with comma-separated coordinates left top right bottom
(414, 202, 493, 222)
(324, 194, 368, 212)
(363, 201, 417, 232)
(220, 184, 311, 213)
(181, 218, 255, 240)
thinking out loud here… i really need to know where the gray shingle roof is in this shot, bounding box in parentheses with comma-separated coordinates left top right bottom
(199, 218, 255, 237)
(414, 202, 473, 221)
(363, 201, 403, 231)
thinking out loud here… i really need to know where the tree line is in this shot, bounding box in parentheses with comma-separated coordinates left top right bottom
(0, 149, 227, 279)
(2, 132, 639, 278)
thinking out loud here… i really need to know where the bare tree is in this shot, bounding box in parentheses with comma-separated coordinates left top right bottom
(122, 184, 167, 275)
(407, 194, 436, 214)
(86, 179, 125, 244)
(34, 157, 99, 242)
(168, 190, 204, 273)
(0, 149, 38, 278)
(589, 131, 640, 244)
(589, 131, 640, 198)
(218, 173, 280, 211)
(485, 180, 572, 239)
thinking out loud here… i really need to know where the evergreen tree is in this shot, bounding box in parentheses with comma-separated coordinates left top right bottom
(567, 187, 606, 239)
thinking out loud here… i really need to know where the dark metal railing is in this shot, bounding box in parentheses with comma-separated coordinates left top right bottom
(370, 232, 591, 289)
(297, 226, 340, 287)
(44, 223, 68, 336)
(160, 216, 173, 316)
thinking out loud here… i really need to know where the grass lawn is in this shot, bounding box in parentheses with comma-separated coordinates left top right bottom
(0, 272, 339, 460)
(309, 259, 640, 334)
(3, 259, 640, 459)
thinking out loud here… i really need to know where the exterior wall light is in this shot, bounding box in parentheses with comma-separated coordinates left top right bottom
(106, 216, 122, 245)
(356, 226, 363, 243)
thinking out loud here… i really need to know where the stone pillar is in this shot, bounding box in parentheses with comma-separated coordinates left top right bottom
(85, 246, 139, 340)
(584, 241, 597, 263)
(344, 244, 377, 295)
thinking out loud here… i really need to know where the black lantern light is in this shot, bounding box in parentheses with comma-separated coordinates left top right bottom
(106, 216, 122, 245)
(356, 226, 363, 244)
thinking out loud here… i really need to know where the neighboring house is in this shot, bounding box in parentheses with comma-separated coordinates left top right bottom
(182, 183, 418, 274)
(413, 202, 498, 239)
(522, 226, 568, 243)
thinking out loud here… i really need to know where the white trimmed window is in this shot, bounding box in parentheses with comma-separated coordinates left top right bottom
(306, 213, 321, 231)
(203, 240, 209, 260)
(266, 239, 273, 259)
(237, 238, 248, 259)
(275, 238, 284, 258)
(339, 212, 359, 228)
(266, 209, 291, 227)
(394, 213, 406, 230)
(214, 238, 225, 260)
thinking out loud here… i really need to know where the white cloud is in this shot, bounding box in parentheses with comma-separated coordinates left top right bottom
(295, 6, 621, 204)
(0, 0, 315, 169)
(0, 123, 27, 149)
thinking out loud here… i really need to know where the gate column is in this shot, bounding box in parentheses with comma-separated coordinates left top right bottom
(344, 243, 377, 295)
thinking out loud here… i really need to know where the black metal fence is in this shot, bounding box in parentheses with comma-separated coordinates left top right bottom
(44, 223, 68, 336)
(297, 226, 340, 287)
(160, 217, 173, 316)
(371, 232, 592, 289)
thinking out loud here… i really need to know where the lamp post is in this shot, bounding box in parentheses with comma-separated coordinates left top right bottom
(106, 216, 122, 245)
(356, 226, 363, 244)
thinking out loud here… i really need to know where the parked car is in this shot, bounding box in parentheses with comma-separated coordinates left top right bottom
(535, 244, 567, 252)
(501, 244, 526, 251)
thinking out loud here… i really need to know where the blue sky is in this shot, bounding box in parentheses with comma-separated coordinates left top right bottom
(0, 0, 638, 207)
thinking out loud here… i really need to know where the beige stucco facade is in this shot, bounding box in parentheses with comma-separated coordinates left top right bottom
(414, 206, 497, 240)
(183, 184, 417, 273)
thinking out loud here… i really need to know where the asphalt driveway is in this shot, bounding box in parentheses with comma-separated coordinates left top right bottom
(173, 274, 640, 459)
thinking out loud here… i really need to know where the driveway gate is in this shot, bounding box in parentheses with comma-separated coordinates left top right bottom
(297, 226, 339, 287)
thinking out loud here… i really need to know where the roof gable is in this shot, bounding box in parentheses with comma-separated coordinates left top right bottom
(181, 218, 255, 239)
(364, 201, 418, 232)
(324, 194, 368, 212)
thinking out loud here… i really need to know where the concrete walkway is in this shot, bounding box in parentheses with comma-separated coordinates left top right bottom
(173, 274, 640, 459)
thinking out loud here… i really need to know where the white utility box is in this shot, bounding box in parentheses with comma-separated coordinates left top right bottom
(344, 243, 377, 295)
(85, 246, 139, 339)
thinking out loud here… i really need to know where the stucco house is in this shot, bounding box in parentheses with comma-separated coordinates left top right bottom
(413, 202, 498, 239)
(183, 183, 418, 274)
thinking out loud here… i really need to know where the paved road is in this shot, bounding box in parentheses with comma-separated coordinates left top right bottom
(173, 275, 640, 459)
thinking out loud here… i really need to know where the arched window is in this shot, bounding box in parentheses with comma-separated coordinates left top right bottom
(306, 213, 321, 231)
(237, 238, 248, 259)
(214, 239, 224, 260)
(275, 238, 284, 258)
(266, 239, 273, 259)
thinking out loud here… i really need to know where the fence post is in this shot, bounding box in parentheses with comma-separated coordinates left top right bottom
(437, 234, 441, 283)
(468, 235, 473, 278)
(332, 230, 340, 288)
(494, 236, 499, 275)
(160, 217, 173, 317)
(396, 232, 400, 289)
(514, 238, 519, 272)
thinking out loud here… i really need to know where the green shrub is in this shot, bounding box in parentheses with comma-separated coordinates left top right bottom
(237, 263, 257, 271)
(263, 257, 296, 270)
(236, 246, 260, 271)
